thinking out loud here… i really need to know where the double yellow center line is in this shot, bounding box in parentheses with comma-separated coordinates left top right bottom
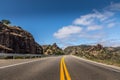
(60, 57, 71, 80)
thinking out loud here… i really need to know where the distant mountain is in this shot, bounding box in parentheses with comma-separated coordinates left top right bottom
(42, 43, 64, 55)
(0, 21, 43, 54)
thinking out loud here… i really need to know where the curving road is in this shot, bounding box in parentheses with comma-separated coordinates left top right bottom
(0, 55, 120, 80)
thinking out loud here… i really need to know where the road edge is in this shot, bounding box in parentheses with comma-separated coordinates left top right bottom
(72, 55, 120, 72)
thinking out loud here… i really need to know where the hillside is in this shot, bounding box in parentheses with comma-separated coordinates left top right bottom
(64, 44, 120, 66)
(0, 21, 43, 54)
(42, 43, 64, 55)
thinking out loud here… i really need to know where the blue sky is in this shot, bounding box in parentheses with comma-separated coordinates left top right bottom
(0, 0, 120, 48)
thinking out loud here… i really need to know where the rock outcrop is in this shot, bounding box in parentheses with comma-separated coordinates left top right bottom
(64, 44, 120, 59)
(0, 22, 43, 54)
(42, 43, 64, 55)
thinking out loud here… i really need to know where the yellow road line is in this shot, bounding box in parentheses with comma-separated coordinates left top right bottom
(60, 57, 71, 80)
(62, 58, 71, 80)
(60, 57, 65, 80)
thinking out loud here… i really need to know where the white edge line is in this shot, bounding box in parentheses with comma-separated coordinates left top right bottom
(72, 55, 120, 73)
(0, 59, 41, 69)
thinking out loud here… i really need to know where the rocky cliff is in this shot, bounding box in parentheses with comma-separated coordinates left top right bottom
(42, 43, 64, 55)
(0, 22, 43, 54)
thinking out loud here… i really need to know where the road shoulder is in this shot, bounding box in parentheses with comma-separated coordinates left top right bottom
(72, 55, 120, 72)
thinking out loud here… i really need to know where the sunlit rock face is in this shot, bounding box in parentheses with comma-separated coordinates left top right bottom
(0, 22, 43, 54)
(42, 43, 64, 55)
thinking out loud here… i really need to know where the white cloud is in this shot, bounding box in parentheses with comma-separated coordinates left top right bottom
(73, 17, 93, 26)
(87, 25, 103, 31)
(73, 11, 114, 26)
(72, 10, 116, 31)
(79, 33, 105, 39)
(54, 25, 82, 39)
(107, 23, 116, 28)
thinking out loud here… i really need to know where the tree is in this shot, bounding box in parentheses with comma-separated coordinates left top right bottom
(1, 19, 11, 25)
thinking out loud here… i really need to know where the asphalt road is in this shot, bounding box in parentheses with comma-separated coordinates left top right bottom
(0, 55, 120, 80)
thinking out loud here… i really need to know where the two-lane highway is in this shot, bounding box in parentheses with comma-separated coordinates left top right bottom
(0, 55, 120, 80)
